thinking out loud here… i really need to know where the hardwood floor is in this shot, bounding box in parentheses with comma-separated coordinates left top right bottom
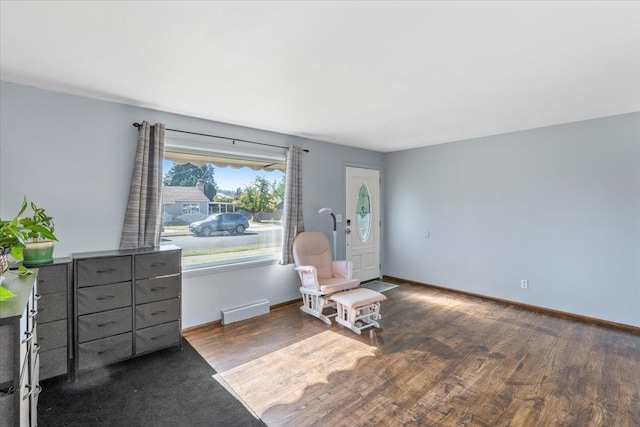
(184, 282, 640, 426)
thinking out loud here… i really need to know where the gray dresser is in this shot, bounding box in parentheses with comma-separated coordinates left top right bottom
(0, 273, 39, 427)
(73, 245, 181, 373)
(35, 260, 72, 380)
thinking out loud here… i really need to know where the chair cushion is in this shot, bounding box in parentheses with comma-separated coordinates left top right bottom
(319, 278, 360, 293)
(330, 288, 386, 308)
(293, 231, 333, 279)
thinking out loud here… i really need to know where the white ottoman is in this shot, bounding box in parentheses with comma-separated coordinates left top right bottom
(330, 288, 387, 334)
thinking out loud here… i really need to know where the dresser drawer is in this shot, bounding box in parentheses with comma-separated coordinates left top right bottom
(36, 264, 69, 294)
(38, 292, 67, 323)
(78, 307, 132, 343)
(77, 256, 131, 287)
(135, 275, 180, 304)
(0, 391, 14, 427)
(135, 321, 180, 354)
(136, 298, 180, 329)
(39, 347, 67, 380)
(37, 319, 67, 352)
(78, 332, 132, 371)
(0, 324, 15, 383)
(135, 251, 180, 280)
(77, 282, 132, 315)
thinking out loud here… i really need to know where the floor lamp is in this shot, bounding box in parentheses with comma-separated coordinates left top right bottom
(319, 208, 337, 259)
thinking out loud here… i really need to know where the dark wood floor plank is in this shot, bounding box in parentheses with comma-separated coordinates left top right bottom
(183, 282, 640, 427)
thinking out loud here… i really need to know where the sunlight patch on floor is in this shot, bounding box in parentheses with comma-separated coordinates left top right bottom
(405, 290, 502, 324)
(406, 290, 476, 309)
(217, 330, 377, 416)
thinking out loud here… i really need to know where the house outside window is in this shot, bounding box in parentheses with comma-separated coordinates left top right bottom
(160, 147, 285, 271)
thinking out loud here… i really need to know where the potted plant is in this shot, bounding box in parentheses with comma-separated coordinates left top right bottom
(1, 197, 29, 270)
(19, 200, 58, 266)
(0, 197, 30, 299)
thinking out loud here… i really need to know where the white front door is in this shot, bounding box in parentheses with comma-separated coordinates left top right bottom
(345, 167, 380, 281)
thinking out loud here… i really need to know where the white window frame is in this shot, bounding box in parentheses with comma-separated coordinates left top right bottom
(161, 136, 286, 272)
(182, 203, 200, 214)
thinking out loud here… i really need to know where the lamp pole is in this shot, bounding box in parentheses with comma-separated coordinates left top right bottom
(319, 208, 337, 259)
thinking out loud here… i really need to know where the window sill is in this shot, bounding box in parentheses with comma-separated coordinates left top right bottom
(181, 257, 281, 278)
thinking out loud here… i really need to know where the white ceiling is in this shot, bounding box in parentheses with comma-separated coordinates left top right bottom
(1, 1, 639, 152)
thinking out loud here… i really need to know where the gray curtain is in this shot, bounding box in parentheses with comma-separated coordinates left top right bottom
(281, 145, 304, 264)
(120, 121, 165, 249)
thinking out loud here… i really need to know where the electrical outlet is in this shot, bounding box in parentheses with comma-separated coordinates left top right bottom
(521, 280, 528, 289)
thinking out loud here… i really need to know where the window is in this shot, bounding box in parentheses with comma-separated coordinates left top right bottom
(160, 148, 285, 271)
(356, 183, 371, 242)
(182, 203, 200, 214)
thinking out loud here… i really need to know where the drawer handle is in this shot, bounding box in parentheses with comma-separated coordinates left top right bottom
(97, 321, 116, 327)
(34, 385, 43, 397)
(35, 293, 42, 300)
(97, 348, 116, 355)
(151, 262, 166, 268)
(22, 331, 33, 344)
(23, 384, 33, 400)
(151, 286, 166, 292)
(96, 295, 116, 301)
(96, 268, 116, 274)
(30, 309, 38, 318)
(151, 334, 166, 341)
(151, 310, 166, 316)
(33, 343, 41, 353)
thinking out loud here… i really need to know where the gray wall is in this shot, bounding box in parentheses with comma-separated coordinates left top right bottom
(0, 81, 383, 327)
(384, 113, 640, 327)
(3, 81, 637, 328)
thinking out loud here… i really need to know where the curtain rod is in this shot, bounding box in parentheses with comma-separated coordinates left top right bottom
(132, 122, 309, 153)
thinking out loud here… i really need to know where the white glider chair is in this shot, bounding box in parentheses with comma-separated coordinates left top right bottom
(292, 231, 360, 324)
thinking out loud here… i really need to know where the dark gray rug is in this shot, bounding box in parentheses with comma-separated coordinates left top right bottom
(359, 280, 399, 293)
(38, 339, 265, 427)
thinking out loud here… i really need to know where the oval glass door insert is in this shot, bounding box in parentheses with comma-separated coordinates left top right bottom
(356, 183, 371, 242)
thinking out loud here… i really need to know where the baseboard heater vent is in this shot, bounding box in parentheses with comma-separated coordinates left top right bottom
(221, 299, 270, 325)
